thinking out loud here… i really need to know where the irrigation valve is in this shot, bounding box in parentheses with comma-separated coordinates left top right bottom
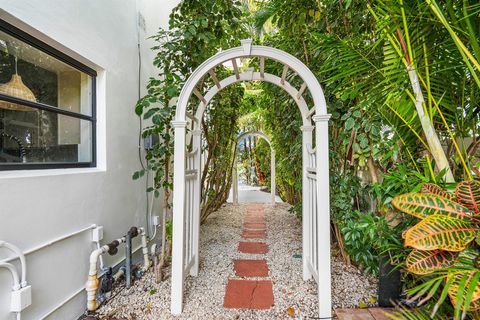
(10, 285, 32, 312)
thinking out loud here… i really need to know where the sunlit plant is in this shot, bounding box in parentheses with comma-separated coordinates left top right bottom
(392, 181, 480, 319)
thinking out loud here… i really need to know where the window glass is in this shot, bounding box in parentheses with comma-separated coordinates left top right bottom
(0, 109, 93, 164)
(0, 23, 96, 169)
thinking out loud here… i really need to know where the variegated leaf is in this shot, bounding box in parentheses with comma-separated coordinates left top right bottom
(456, 180, 480, 213)
(421, 183, 454, 200)
(455, 247, 480, 268)
(404, 214, 476, 251)
(406, 249, 457, 274)
(448, 270, 480, 311)
(392, 193, 472, 219)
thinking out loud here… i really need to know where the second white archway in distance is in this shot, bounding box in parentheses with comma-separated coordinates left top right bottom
(232, 131, 276, 204)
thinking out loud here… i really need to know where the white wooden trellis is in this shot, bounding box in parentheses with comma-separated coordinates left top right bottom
(171, 39, 332, 319)
(232, 131, 276, 205)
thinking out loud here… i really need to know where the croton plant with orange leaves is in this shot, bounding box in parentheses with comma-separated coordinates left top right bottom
(392, 181, 480, 314)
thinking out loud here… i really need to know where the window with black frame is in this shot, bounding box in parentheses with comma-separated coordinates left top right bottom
(0, 21, 96, 170)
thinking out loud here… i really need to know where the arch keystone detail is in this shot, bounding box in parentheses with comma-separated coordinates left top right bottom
(241, 38, 253, 55)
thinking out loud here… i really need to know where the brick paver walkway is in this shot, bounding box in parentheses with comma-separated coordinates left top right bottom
(224, 204, 274, 310)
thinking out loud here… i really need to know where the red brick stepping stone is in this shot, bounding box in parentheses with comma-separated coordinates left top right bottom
(238, 242, 268, 254)
(335, 309, 375, 320)
(246, 209, 264, 213)
(242, 230, 266, 239)
(246, 214, 264, 218)
(243, 222, 266, 230)
(368, 308, 394, 320)
(224, 279, 274, 309)
(244, 221, 265, 226)
(244, 217, 264, 223)
(234, 259, 269, 277)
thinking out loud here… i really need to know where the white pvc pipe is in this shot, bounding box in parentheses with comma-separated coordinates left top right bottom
(39, 242, 144, 319)
(139, 228, 151, 271)
(86, 244, 109, 311)
(86, 237, 125, 312)
(0, 241, 27, 288)
(94, 240, 105, 270)
(150, 243, 157, 256)
(0, 224, 97, 265)
(0, 262, 20, 290)
(147, 183, 156, 239)
(149, 224, 158, 241)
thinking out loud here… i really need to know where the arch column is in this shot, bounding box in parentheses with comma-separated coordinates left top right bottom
(232, 154, 239, 205)
(191, 129, 202, 277)
(300, 125, 314, 281)
(270, 150, 275, 204)
(313, 114, 332, 318)
(171, 120, 187, 315)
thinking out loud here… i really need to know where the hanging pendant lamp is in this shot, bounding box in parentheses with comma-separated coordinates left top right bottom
(0, 57, 37, 111)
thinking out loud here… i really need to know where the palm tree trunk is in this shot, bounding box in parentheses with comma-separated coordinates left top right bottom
(396, 28, 455, 182)
(407, 66, 455, 182)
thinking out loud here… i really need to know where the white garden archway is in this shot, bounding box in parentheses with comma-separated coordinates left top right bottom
(171, 39, 332, 318)
(232, 131, 276, 204)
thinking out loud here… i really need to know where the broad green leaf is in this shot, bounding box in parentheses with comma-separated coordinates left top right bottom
(406, 249, 457, 275)
(132, 170, 144, 180)
(405, 214, 476, 251)
(455, 180, 480, 213)
(143, 107, 159, 120)
(392, 193, 472, 219)
(345, 117, 355, 130)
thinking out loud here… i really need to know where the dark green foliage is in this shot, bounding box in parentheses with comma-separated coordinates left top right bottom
(134, 0, 247, 218)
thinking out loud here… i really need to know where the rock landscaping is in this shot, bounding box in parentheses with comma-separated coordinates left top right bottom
(96, 203, 377, 319)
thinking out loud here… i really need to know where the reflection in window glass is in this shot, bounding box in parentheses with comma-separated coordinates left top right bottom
(0, 24, 96, 168)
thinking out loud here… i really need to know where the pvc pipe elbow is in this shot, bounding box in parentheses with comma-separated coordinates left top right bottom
(0, 262, 21, 290)
(89, 246, 108, 276)
(0, 241, 27, 287)
(89, 246, 107, 264)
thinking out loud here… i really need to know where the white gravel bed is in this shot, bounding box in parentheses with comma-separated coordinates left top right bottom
(95, 203, 377, 320)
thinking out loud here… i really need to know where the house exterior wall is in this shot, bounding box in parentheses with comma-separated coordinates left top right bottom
(0, 0, 180, 319)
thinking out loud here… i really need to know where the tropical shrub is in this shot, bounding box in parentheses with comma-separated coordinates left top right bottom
(392, 181, 480, 318)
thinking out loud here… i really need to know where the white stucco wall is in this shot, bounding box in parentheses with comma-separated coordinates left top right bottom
(0, 0, 180, 319)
